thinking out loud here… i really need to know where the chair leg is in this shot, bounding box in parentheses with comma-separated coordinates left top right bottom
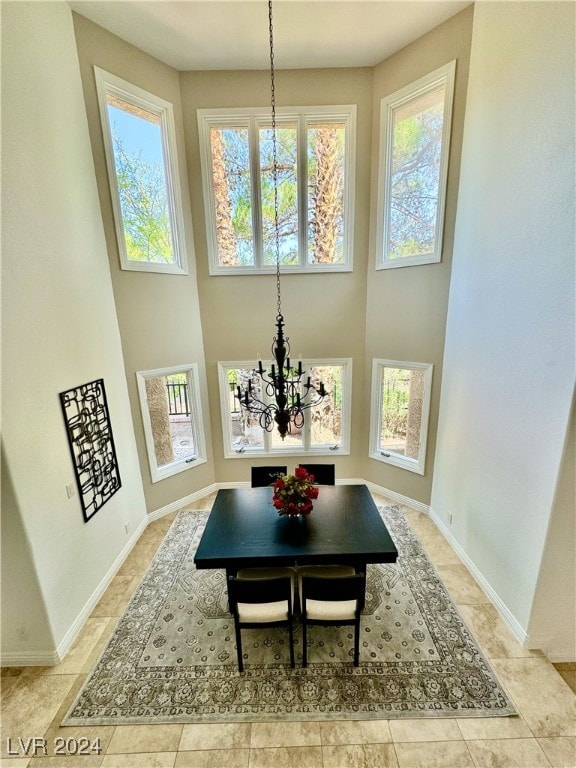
(288, 617, 295, 668)
(302, 619, 308, 667)
(353, 619, 360, 666)
(234, 622, 244, 673)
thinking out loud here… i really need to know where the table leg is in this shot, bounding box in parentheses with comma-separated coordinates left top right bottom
(354, 562, 367, 610)
(225, 567, 236, 611)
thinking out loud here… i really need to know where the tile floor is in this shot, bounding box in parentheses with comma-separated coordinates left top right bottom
(1, 492, 575, 768)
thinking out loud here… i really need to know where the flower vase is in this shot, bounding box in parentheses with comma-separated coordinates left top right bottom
(272, 468, 319, 519)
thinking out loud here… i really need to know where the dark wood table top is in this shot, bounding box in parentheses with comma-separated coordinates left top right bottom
(194, 484, 398, 571)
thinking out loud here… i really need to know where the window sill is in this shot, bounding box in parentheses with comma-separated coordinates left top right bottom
(369, 450, 424, 476)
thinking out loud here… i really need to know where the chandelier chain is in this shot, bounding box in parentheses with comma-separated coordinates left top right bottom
(268, 0, 282, 319)
(233, 0, 327, 440)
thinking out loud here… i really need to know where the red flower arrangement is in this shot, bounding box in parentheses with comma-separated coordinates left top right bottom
(272, 467, 319, 517)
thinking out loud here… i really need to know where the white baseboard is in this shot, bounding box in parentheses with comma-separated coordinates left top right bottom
(55, 515, 149, 663)
(0, 649, 61, 666)
(364, 481, 430, 513)
(5, 479, 423, 667)
(522, 635, 576, 663)
(543, 649, 576, 663)
(1, 515, 148, 667)
(428, 505, 529, 646)
(147, 483, 219, 522)
(147, 480, 427, 521)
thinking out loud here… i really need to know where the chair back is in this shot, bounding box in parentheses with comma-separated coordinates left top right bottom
(229, 575, 293, 613)
(251, 465, 287, 487)
(297, 463, 335, 485)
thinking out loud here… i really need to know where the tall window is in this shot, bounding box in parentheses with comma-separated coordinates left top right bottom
(369, 360, 433, 474)
(198, 107, 356, 274)
(136, 365, 206, 482)
(94, 68, 189, 274)
(376, 62, 455, 269)
(218, 360, 352, 457)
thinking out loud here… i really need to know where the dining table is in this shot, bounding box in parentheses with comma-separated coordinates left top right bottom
(194, 484, 398, 607)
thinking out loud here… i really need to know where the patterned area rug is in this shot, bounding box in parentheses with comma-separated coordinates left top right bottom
(63, 506, 516, 724)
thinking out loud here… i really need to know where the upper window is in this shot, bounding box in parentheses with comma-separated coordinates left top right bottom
(198, 106, 356, 274)
(136, 364, 206, 482)
(376, 62, 456, 269)
(94, 68, 189, 274)
(218, 359, 352, 457)
(369, 359, 433, 475)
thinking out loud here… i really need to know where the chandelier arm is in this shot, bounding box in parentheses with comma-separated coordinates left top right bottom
(258, 409, 275, 432)
(291, 409, 305, 430)
(242, 391, 274, 414)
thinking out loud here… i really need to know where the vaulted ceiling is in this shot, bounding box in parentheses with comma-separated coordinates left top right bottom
(69, 0, 471, 70)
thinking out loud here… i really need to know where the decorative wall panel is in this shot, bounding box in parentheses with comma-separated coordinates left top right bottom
(60, 378, 121, 522)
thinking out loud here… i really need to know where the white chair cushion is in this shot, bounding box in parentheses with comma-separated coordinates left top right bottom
(237, 600, 290, 623)
(305, 598, 357, 621)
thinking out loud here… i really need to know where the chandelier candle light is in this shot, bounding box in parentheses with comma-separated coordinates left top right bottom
(235, 0, 327, 440)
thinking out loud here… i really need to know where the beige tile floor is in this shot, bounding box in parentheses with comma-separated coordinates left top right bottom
(1, 492, 575, 768)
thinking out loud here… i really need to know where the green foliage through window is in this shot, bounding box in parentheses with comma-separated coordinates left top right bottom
(377, 62, 455, 269)
(111, 127, 174, 264)
(388, 91, 444, 260)
(200, 107, 355, 272)
(95, 68, 189, 274)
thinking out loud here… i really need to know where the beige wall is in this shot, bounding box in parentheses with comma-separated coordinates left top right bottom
(1, 1, 147, 661)
(72, 8, 472, 510)
(363, 7, 474, 503)
(529, 394, 575, 659)
(73, 14, 215, 513)
(6, 0, 574, 665)
(431, 1, 575, 657)
(180, 68, 373, 484)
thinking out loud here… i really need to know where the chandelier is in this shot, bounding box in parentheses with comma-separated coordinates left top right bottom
(235, 0, 327, 440)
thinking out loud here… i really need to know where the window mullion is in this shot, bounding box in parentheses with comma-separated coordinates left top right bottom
(377, 365, 385, 453)
(298, 116, 308, 267)
(250, 116, 264, 269)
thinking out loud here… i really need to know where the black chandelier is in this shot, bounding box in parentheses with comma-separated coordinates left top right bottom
(235, 0, 327, 440)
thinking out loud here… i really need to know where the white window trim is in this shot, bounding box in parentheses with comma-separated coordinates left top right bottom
(94, 67, 190, 275)
(375, 61, 456, 270)
(198, 105, 356, 275)
(369, 359, 433, 475)
(218, 359, 352, 458)
(136, 364, 206, 483)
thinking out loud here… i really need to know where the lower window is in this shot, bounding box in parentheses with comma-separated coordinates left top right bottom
(369, 359, 433, 474)
(218, 359, 352, 458)
(136, 364, 206, 482)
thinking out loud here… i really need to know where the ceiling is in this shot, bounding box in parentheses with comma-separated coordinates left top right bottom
(68, 0, 471, 71)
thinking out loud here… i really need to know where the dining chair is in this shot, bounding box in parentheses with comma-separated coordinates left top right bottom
(251, 465, 287, 487)
(297, 463, 335, 485)
(236, 566, 296, 609)
(300, 573, 364, 667)
(228, 573, 295, 673)
(296, 564, 355, 612)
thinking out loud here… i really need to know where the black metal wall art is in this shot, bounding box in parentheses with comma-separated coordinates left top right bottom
(60, 378, 121, 522)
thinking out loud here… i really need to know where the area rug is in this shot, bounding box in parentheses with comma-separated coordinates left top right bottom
(63, 506, 516, 725)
